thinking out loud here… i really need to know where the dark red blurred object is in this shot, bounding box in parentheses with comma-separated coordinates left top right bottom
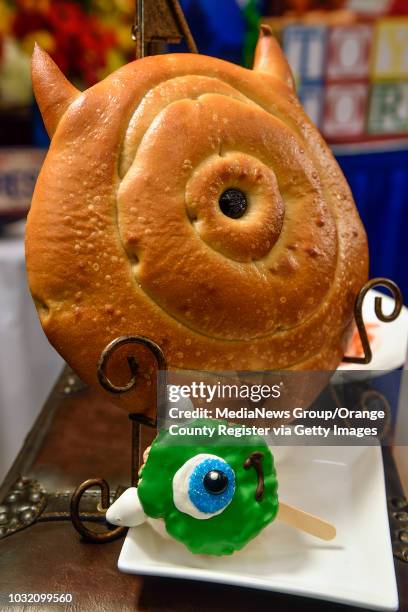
(389, 0, 408, 14)
(12, 1, 117, 86)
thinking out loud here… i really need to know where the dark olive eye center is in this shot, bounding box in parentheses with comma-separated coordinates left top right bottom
(203, 470, 228, 495)
(219, 188, 248, 219)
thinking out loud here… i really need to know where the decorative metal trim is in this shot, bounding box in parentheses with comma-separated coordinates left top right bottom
(61, 371, 87, 397)
(0, 477, 47, 539)
(389, 496, 408, 563)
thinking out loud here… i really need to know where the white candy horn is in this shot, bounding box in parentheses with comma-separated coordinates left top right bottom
(105, 487, 147, 527)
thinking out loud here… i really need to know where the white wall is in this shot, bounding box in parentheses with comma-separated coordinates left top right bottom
(0, 234, 63, 482)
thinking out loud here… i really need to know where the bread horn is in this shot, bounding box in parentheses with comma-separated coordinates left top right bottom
(253, 24, 295, 90)
(31, 44, 80, 137)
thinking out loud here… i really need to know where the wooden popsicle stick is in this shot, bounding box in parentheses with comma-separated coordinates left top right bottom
(278, 501, 336, 541)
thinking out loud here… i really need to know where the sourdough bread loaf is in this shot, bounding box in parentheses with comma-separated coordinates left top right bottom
(25, 27, 368, 419)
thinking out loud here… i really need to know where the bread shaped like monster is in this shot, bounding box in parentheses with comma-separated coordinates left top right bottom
(26, 26, 368, 420)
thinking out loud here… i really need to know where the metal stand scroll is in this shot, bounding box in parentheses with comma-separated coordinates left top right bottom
(343, 278, 403, 364)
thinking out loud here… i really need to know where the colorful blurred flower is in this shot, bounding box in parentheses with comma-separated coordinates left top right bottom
(0, 0, 136, 105)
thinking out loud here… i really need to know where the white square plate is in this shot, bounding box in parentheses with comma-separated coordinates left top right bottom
(118, 445, 398, 611)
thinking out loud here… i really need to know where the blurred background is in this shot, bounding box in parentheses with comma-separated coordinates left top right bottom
(0, 0, 407, 480)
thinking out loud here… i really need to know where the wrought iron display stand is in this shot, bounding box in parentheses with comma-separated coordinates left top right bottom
(70, 277, 403, 543)
(65, 0, 405, 550)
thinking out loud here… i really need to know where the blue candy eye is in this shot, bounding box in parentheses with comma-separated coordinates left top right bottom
(189, 457, 235, 514)
(172, 454, 236, 520)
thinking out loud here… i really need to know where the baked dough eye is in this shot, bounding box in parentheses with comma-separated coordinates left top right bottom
(219, 188, 248, 219)
(172, 454, 235, 519)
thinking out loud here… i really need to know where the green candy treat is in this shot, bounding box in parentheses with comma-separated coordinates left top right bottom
(137, 419, 279, 556)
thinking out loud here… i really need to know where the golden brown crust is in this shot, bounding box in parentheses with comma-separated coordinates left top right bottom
(26, 41, 368, 418)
